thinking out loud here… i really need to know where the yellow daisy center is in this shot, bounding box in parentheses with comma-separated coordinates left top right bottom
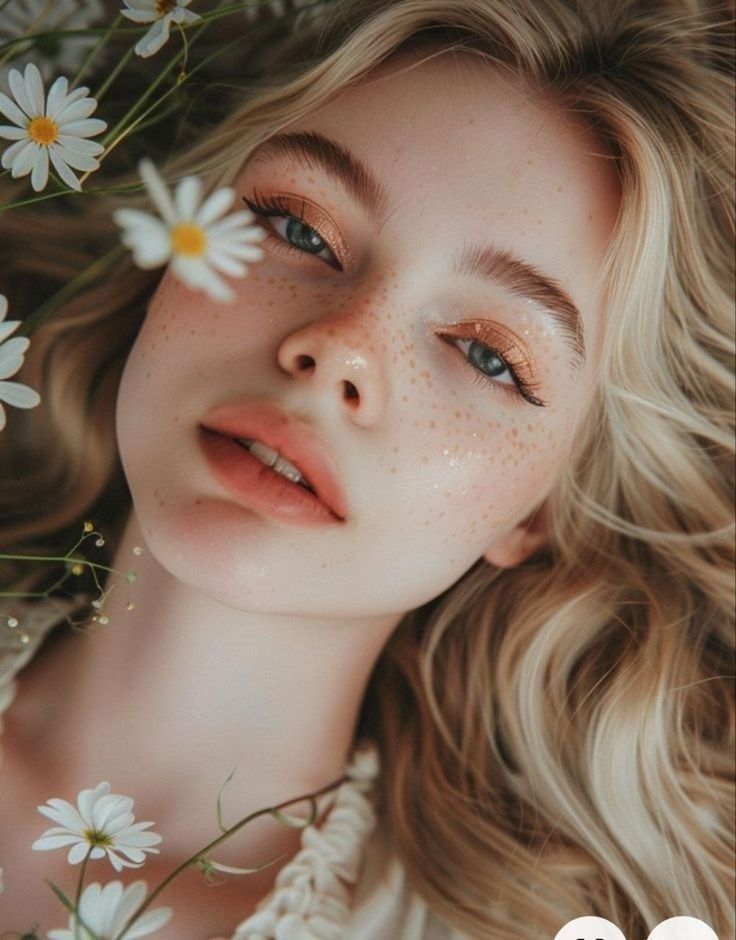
(170, 222, 207, 257)
(83, 828, 114, 847)
(156, 0, 176, 14)
(27, 115, 59, 147)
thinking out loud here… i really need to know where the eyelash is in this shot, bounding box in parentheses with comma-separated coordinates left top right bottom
(243, 192, 342, 270)
(449, 337, 547, 407)
(243, 192, 546, 407)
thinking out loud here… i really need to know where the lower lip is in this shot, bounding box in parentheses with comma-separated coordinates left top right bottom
(198, 427, 342, 526)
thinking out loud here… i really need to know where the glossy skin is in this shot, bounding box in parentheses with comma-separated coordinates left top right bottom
(116, 54, 618, 621)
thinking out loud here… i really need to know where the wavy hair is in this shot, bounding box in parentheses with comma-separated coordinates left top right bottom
(1, 1, 733, 937)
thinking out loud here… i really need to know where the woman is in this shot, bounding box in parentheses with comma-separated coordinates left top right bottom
(0, 0, 733, 938)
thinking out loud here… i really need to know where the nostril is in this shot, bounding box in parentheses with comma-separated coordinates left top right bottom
(295, 354, 315, 372)
(344, 381, 359, 401)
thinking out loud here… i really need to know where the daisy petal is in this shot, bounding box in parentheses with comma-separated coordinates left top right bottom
(138, 158, 176, 225)
(51, 142, 99, 171)
(32, 833, 82, 850)
(135, 16, 171, 58)
(45, 75, 69, 118)
(1, 138, 35, 171)
(30, 145, 49, 191)
(49, 147, 82, 189)
(58, 117, 106, 137)
(195, 187, 234, 226)
(0, 89, 29, 126)
(24, 62, 46, 115)
(0, 317, 20, 344)
(8, 67, 35, 118)
(0, 124, 28, 140)
(0, 381, 41, 408)
(174, 174, 202, 219)
(67, 840, 91, 865)
(0, 336, 30, 375)
(56, 134, 104, 155)
(55, 97, 99, 125)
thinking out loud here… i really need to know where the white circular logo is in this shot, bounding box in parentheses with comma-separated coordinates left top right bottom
(647, 917, 719, 940)
(554, 916, 627, 940)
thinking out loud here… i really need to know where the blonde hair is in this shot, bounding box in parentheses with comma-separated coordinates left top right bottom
(1, 1, 733, 937)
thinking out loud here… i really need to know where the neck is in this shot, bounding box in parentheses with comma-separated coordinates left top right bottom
(21, 510, 398, 868)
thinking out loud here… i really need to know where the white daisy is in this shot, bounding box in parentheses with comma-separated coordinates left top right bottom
(48, 880, 172, 940)
(0, 62, 106, 192)
(120, 0, 201, 59)
(0, 294, 41, 433)
(113, 158, 267, 302)
(0, 0, 105, 96)
(32, 781, 162, 872)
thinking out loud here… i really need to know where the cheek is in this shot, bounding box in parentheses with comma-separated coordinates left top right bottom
(385, 388, 573, 554)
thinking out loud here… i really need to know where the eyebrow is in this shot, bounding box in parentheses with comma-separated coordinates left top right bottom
(250, 131, 393, 223)
(249, 130, 586, 365)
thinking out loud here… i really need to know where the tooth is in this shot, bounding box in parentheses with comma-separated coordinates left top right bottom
(273, 453, 305, 484)
(244, 438, 313, 490)
(249, 440, 279, 467)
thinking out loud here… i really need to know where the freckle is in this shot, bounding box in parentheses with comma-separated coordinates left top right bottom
(402, 394, 409, 402)
(145, 371, 151, 379)
(410, 378, 416, 385)
(408, 359, 415, 368)
(556, 185, 564, 192)
(429, 421, 436, 428)
(588, 212, 594, 221)
(390, 467, 397, 474)
(468, 117, 475, 125)
(392, 445, 399, 452)
(453, 410, 461, 418)
(422, 456, 429, 463)
(536, 219, 543, 225)
(526, 159, 534, 166)
(194, 498, 201, 505)
(189, 329, 195, 335)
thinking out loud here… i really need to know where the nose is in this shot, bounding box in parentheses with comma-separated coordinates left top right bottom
(276, 307, 388, 428)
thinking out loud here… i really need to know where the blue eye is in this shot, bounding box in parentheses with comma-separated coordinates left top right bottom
(441, 334, 547, 407)
(243, 193, 341, 269)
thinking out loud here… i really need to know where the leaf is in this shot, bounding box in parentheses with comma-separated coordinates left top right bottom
(216, 767, 238, 833)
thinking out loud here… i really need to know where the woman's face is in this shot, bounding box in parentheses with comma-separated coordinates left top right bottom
(116, 53, 619, 620)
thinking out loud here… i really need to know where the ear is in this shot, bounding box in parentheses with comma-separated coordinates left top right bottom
(482, 502, 549, 569)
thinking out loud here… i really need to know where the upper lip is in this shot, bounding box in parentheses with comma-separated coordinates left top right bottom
(199, 400, 348, 520)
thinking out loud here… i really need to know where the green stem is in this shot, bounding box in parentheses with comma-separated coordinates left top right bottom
(111, 773, 349, 940)
(72, 14, 124, 91)
(0, 552, 134, 580)
(73, 850, 92, 940)
(92, 40, 136, 103)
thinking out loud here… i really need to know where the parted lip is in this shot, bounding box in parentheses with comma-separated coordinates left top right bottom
(199, 400, 348, 520)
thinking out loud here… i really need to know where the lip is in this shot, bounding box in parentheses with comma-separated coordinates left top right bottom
(198, 400, 348, 524)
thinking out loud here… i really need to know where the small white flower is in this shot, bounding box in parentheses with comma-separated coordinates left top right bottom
(0, 0, 105, 96)
(113, 158, 267, 302)
(32, 781, 162, 872)
(0, 62, 106, 192)
(47, 880, 172, 940)
(121, 0, 201, 58)
(0, 294, 41, 432)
